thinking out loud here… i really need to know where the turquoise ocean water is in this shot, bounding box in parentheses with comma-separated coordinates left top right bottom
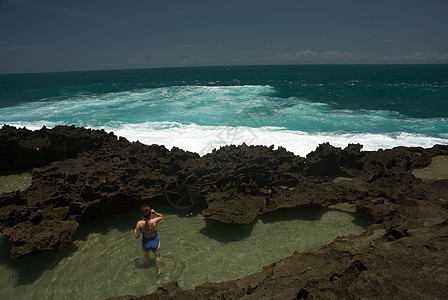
(1, 64, 447, 155)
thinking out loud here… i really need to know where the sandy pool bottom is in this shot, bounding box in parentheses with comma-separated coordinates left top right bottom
(0, 171, 32, 194)
(413, 155, 448, 181)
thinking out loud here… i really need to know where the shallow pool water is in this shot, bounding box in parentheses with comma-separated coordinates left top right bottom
(413, 155, 448, 181)
(0, 205, 369, 299)
(0, 171, 32, 194)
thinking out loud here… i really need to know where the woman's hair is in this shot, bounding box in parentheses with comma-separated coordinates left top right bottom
(141, 205, 151, 219)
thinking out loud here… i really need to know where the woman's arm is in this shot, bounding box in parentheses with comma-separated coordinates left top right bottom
(151, 209, 163, 223)
(134, 222, 140, 239)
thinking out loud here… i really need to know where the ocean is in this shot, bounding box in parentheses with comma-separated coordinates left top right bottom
(1, 64, 447, 156)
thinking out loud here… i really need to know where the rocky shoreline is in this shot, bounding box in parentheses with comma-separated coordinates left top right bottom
(1, 125, 448, 298)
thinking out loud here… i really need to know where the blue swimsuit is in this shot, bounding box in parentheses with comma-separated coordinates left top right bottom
(140, 220, 159, 251)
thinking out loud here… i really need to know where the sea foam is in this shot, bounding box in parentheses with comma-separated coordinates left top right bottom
(105, 122, 448, 156)
(2, 83, 447, 156)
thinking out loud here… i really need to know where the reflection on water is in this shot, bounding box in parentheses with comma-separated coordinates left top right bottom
(0, 171, 32, 194)
(413, 155, 448, 181)
(0, 205, 370, 299)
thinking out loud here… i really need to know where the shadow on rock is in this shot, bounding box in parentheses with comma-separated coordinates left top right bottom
(350, 212, 372, 229)
(200, 219, 254, 243)
(260, 207, 326, 224)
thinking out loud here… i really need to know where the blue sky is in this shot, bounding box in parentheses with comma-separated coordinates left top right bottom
(1, 0, 447, 73)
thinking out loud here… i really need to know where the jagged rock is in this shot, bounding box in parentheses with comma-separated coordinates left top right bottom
(0, 125, 117, 172)
(2, 218, 79, 259)
(305, 142, 343, 176)
(1, 125, 448, 298)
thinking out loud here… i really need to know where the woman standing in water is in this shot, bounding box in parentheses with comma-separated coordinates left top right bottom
(135, 205, 163, 271)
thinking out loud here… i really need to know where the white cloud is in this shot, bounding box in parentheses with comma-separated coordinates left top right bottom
(277, 49, 366, 61)
(383, 51, 448, 61)
(321, 50, 364, 59)
(294, 50, 318, 57)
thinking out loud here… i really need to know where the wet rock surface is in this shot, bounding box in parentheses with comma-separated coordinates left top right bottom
(1, 125, 448, 298)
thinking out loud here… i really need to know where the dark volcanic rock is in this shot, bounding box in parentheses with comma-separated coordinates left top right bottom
(0, 124, 117, 172)
(0, 125, 199, 258)
(1, 126, 448, 299)
(2, 218, 79, 259)
(305, 142, 345, 176)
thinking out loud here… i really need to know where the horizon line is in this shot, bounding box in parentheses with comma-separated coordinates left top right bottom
(1, 62, 447, 76)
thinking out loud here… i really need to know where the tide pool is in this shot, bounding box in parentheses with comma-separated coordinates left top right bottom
(0, 171, 32, 194)
(0, 206, 370, 299)
(413, 155, 448, 181)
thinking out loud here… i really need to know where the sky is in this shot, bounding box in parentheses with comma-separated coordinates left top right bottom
(0, 0, 447, 74)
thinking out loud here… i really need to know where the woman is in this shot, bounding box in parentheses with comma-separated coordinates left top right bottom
(135, 205, 163, 270)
